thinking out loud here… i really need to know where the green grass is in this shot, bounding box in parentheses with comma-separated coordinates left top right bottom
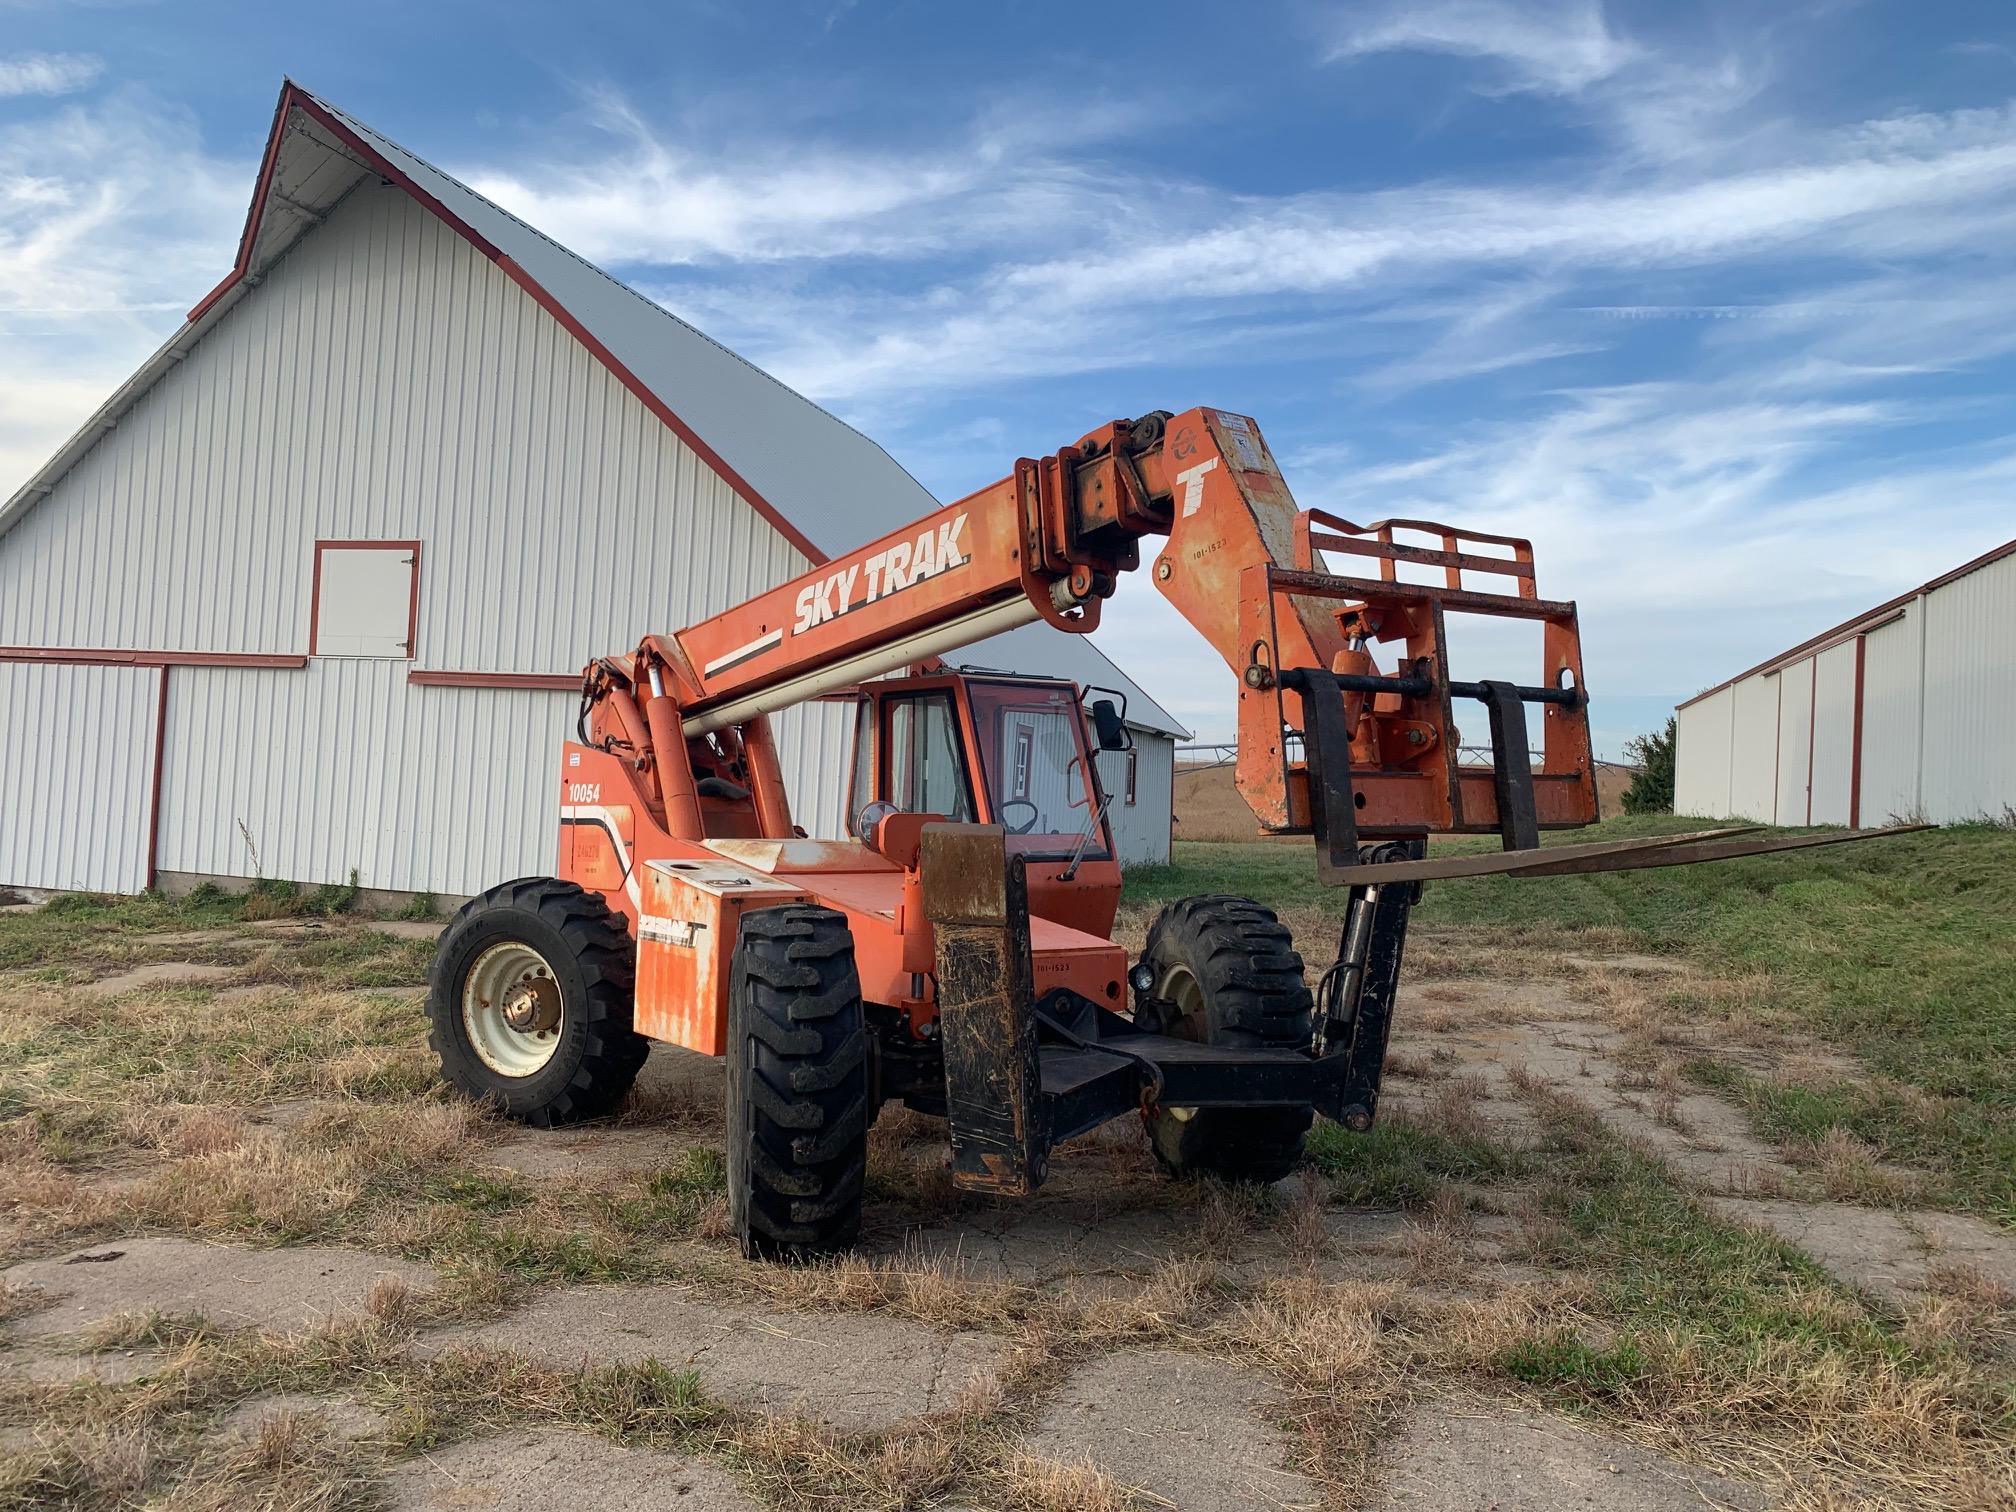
(1128, 822, 2016, 1221)
(1307, 1115, 1538, 1206)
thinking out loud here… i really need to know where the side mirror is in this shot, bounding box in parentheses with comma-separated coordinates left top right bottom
(1090, 698, 1130, 752)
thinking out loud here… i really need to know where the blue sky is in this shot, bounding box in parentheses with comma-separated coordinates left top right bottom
(4, 1, 2014, 754)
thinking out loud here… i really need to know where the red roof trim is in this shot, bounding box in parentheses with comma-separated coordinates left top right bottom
(408, 670, 579, 691)
(146, 666, 169, 891)
(196, 83, 826, 568)
(1678, 534, 2016, 711)
(187, 84, 296, 324)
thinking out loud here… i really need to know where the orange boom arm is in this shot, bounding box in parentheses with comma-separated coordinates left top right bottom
(583, 406, 1600, 872)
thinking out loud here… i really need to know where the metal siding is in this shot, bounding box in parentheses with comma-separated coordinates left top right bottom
(1099, 733, 1175, 866)
(158, 660, 561, 896)
(0, 662, 158, 892)
(1920, 551, 2016, 822)
(1808, 641, 1858, 825)
(0, 185, 809, 669)
(1858, 607, 1924, 824)
(772, 700, 855, 841)
(1726, 674, 1779, 823)
(1674, 687, 1733, 818)
(158, 668, 856, 895)
(1773, 660, 1815, 824)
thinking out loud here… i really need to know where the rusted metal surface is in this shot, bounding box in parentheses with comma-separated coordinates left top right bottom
(920, 824, 1047, 1196)
(1312, 827, 1762, 885)
(1313, 823, 1924, 885)
(1501, 823, 1931, 878)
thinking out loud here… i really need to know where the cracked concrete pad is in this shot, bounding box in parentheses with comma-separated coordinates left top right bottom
(482, 1125, 687, 1179)
(1370, 1402, 1765, 1511)
(1429, 1017, 1798, 1194)
(1712, 1199, 1926, 1301)
(85, 962, 240, 998)
(1025, 1349, 1319, 1511)
(1557, 953, 1690, 976)
(1711, 1199, 2016, 1304)
(215, 1391, 391, 1442)
(138, 929, 245, 948)
(381, 1428, 755, 1511)
(366, 919, 443, 943)
(891, 1205, 1202, 1286)
(4, 1238, 436, 1339)
(1915, 1211, 2016, 1292)
(5, 1347, 167, 1385)
(448, 1285, 1003, 1432)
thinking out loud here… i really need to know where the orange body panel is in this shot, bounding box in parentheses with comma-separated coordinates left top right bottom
(634, 858, 810, 1055)
(559, 739, 1127, 1054)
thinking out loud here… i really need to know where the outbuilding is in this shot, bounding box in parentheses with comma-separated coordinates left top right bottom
(0, 82, 1185, 899)
(1673, 537, 2015, 826)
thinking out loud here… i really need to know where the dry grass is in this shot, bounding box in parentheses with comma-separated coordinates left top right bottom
(995, 1452, 1143, 1512)
(1790, 1127, 1926, 1206)
(6, 894, 2014, 1511)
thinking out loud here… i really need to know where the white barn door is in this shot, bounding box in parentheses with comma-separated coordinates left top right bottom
(0, 661, 160, 893)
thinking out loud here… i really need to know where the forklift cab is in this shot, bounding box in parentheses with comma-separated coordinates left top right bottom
(845, 672, 1127, 939)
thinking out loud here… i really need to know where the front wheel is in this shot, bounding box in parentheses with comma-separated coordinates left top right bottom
(726, 906, 869, 1260)
(1134, 894, 1315, 1183)
(427, 878, 648, 1126)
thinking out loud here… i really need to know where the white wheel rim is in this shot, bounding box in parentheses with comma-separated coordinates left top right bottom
(462, 941, 565, 1078)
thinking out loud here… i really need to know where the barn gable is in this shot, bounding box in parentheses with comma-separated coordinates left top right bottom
(0, 80, 1184, 736)
(0, 179, 806, 667)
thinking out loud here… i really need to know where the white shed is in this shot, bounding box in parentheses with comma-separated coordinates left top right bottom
(1673, 537, 2016, 827)
(0, 82, 1185, 899)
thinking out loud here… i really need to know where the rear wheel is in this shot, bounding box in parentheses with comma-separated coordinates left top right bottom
(427, 878, 647, 1126)
(726, 906, 869, 1260)
(1134, 894, 1315, 1183)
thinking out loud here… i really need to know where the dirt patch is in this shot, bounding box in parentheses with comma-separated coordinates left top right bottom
(1025, 1348, 1322, 1510)
(83, 962, 240, 998)
(3, 1237, 436, 1339)
(1368, 1399, 1766, 1510)
(444, 1284, 1005, 1432)
(380, 1428, 756, 1511)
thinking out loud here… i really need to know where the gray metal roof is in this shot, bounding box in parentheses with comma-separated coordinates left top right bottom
(0, 82, 1188, 737)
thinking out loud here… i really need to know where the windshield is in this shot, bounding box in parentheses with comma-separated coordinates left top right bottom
(965, 681, 1111, 860)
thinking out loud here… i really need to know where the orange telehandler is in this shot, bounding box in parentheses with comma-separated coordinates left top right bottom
(425, 408, 1911, 1258)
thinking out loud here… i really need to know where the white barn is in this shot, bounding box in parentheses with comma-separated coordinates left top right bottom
(0, 82, 1185, 899)
(1673, 537, 2016, 827)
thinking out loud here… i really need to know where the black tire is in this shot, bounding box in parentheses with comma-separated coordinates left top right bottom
(726, 905, 869, 1260)
(1134, 894, 1315, 1183)
(427, 878, 648, 1126)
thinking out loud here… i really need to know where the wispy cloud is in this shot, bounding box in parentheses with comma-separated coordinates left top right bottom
(1323, 0, 1639, 96)
(0, 51, 101, 96)
(626, 97, 2016, 411)
(461, 85, 1147, 267)
(0, 89, 242, 487)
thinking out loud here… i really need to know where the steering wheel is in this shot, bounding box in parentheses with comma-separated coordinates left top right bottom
(998, 799, 1041, 835)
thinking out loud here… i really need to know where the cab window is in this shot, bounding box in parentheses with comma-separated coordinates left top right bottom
(885, 693, 975, 822)
(966, 681, 1111, 860)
